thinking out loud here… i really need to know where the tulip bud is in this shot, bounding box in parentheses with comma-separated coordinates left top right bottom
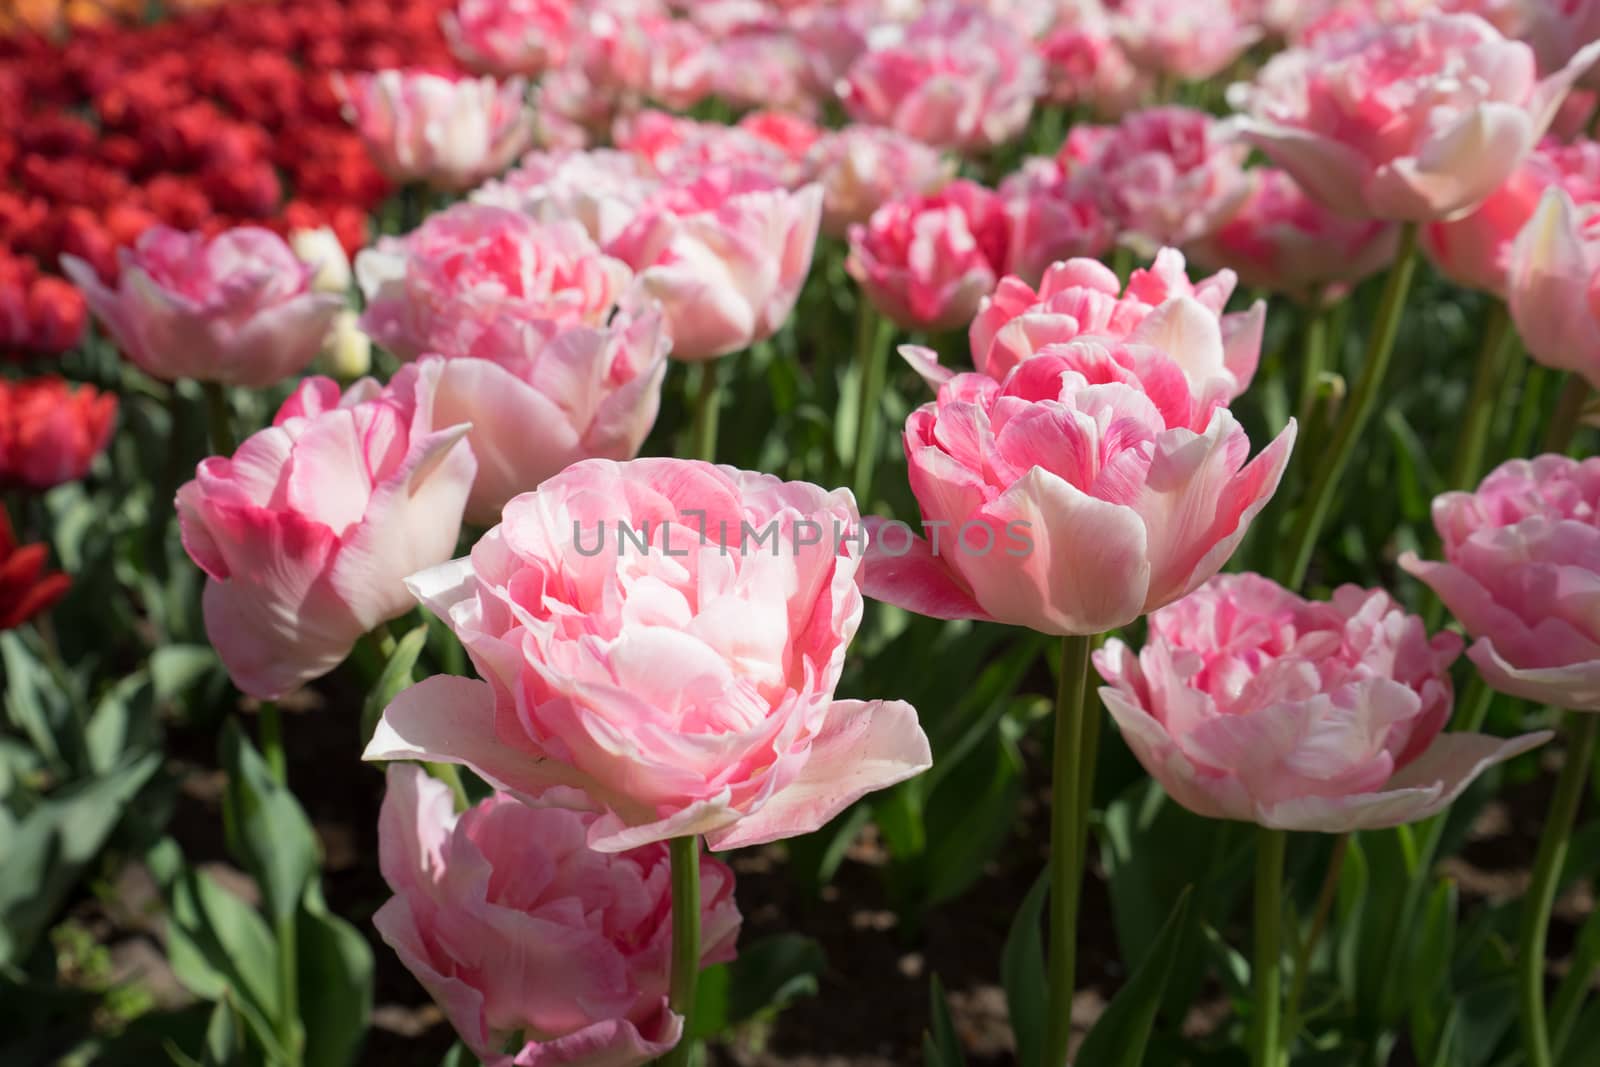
(317, 310, 372, 380)
(290, 226, 353, 294)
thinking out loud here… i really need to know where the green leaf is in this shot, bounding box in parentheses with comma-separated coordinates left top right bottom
(1001, 873, 1048, 1067)
(361, 625, 429, 742)
(690, 934, 825, 1039)
(1075, 887, 1194, 1067)
(220, 721, 318, 922)
(298, 885, 375, 1067)
(922, 974, 967, 1067)
(920, 717, 1024, 907)
(201, 995, 243, 1067)
(438, 1043, 482, 1067)
(150, 646, 221, 704)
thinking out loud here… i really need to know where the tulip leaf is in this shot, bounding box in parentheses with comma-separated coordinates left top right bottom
(690, 933, 825, 1039)
(200, 994, 242, 1067)
(220, 720, 318, 923)
(921, 974, 967, 1067)
(361, 625, 430, 743)
(1075, 887, 1194, 1067)
(298, 883, 374, 1067)
(1001, 872, 1048, 1067)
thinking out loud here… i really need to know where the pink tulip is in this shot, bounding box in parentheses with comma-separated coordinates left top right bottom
(1403, 456, 1600, 709)
(846, 179, 1011, 331)
(1525, 0, 1600, 89)
(427, 310, 670, 524)
(910, 249, 1263, 397)
(1094, 574, 1548, 830)
(575, 4, 716, 112)
(606, 167, 822, 361)
(1231, 14, 1600, 221)
(1111, 0, 1262, 82)
(334, 70, 534, 191)
(1039, 21, 1149, 120)
(177, 368, 477, 699)
(376, 764, 741, 1067)
(531, 66, 612, 150)
(365, 457, 932, 851)
(1506, 187, 1600, 386)
(471, 149, 662, 247)
(711, 30, 820, 116)
(62, 226, 343, 388)
(1191, 167, 1401, 305)
(838, 7, 1044, 152)
(444, 0, 577, 78)
(1424, 140, 1600, 296)
(356, 202, 632, 362)
(612, 110, 796, 184)
(861, 340, 1295, 635)
(1062, 107, 1250, 254)
(998, 157, 1115, 285)
(802, 124, 955, 236)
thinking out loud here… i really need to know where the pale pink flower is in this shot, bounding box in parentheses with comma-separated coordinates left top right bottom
(531, 66, 612, 150)
(1062, 107, 1250, 254)
(1506, 186, 1600, 386)
(612, 110, 795, 183)
(607, 167, 823, 360)
(376, 764, 741, 1067)
(1525, 0, 1600, 88)
(334, 70, 534, 191)
(62, 226, 342, 388)
(1095, 574, 1547, 829)
(426, 310, 670, 524)
(576, 5, 716, 112)
(802, 124, 954, 236)
(1039, 20, 1149, 119)
(444, 0, 577, 78)
(1424, 139, 1600, 296)
(1191, 167, 1401, 304)
(910, 248, 1263, 397)
(471, 148, 661, 247)
(862, 340, 1295, 635)
(365, 458, 933, 852)
(1230, 14, 1600, 221)
(1112, 0, 1262, 82)
(177, 369, 477, 699)
(356, 203, 631, 362)
(998, 156, 1115, 285)
(838, 8, 1044, 152)
(846, 179, 1010, 331)
(1403, 456, 1600, 710)
(711, 30, 820, 115)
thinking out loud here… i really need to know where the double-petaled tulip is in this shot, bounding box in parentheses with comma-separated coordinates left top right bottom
(998, 157, 1114, 285)
(1423, 140, 1600, 296)
(365, 457, 932, 852)
(426, 309, 670, 524)
(1111, 0, 1262, 82)
(862, 339, 1295, 635)
(0, 510, 70, 632)
(177, 367, 477, 700)
(1506, 187, 1600, 386)
(1230, 14, 1600, 221)
(0, 377, 117, 490)
(1094, 574, 1548, 829)
(838, 7, 1044, 152)
(444, 0, 577, 78)
(334, 70, 534, 192)
(376, 764, 741, 1067)
(1063, 107, 1249, 254)
(1191, 167, 1401, 305)
(357, 202, 631, 362)
(606, 167, 822, 361)
(909, 249, 1263, 399)
(846, 179, 1010, 332)
(471, 148, 661, 247)
(1403, 456, 1600, 710)
(62, 226, 344, 388)
(1039, 20, 1147, 120)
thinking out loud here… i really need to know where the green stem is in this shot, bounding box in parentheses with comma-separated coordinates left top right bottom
(851, 302, 892, 507)
(1519, 713, 1599, 1067)
(1282, 834, 1347, 1059)
(1112, 245, 1135, 287)
(258, 701, 286, 786)
(690, 361, 722, 464)
(274, 909, 303, 1067)
(661, 835, 703, 1067)
(1254, 828, 1288, 1067)
(1295, 310, 1330, 428)
(1447, 302, 1518, 491)
(371, 620, 398, 660)
(202, 381, 236, 456)
(1044, 633, 1095, 1067)
(1511, 365, 1551, 460)
(1280, 222, 1420, 590)
(1543, 375, 1591, 456)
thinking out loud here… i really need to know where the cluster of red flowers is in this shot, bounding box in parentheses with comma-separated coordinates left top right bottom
(0, 0, 462, 359)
